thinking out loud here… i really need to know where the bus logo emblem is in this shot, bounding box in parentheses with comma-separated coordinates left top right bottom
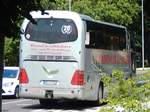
(61, 25, 72, 35)
(42, 66, 59, 76)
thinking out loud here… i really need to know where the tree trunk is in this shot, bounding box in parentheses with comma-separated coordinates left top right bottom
(0, 35, 5, 112)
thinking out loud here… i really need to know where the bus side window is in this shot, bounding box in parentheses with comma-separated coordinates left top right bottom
(119, 36, 126, 50)
(85, 30, 126, 51)
(99, 31, 112, 50)
(85, 30, 110, 50)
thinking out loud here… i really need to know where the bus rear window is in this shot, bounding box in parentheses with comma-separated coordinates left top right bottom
(25, 18, 78, 44)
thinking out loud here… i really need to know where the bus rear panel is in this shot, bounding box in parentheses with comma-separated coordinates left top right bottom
(19, 11, 87, 100)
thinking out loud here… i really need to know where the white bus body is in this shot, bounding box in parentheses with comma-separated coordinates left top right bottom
(19, 10, 134, 105)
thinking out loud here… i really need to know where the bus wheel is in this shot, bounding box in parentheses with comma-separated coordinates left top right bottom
(39, 99, 56, 107)
(131, 58, 136, 77)
(96, 83, 103, 105)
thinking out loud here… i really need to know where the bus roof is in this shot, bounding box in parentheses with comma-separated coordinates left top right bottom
(79, 14, 126, 30)
(79, 14, 127, 36)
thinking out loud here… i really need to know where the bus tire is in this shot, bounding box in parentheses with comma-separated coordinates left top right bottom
(131, 53, 136, 76)
(96, 82, 103, 105)
(39, 99, 56, 107)
(131, 58, 136, 76)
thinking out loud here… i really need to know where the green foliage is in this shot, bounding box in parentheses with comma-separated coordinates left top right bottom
(40, 0, 56, 10)
(43, 0, 140, 27)
(4, 38, 19, 66)
(99, 70, 150, 112)
(73, 0, 140, 27)
(55, 0, 69, 10)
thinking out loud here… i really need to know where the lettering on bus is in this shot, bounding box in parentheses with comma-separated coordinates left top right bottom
(30, 42, 72, 55)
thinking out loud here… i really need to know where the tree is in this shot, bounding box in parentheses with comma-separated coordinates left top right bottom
(144, 0, 150, 17)
(40, 0, 56, 9)
(144, 0, 150, 66)
(51, 0, 140, 27)
(0, 0, 55, 111)
(4, 37, 20, 66)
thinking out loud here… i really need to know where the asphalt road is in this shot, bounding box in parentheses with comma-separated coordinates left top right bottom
(2, 97, 104, 112)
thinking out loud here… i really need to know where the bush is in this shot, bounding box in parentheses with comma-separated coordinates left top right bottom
(99, 69, 150, 112)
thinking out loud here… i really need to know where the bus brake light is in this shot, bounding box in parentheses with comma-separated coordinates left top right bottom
(19, 68, 29, 84)
(71, 70, 85, 85)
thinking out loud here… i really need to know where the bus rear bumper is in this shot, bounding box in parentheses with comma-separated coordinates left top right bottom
(19, 87, 86, 100)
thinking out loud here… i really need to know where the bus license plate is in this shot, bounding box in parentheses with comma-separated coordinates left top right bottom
(40, 80, 58, 85)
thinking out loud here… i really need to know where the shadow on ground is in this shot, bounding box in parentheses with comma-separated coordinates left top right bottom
(22, 100, 107, 111)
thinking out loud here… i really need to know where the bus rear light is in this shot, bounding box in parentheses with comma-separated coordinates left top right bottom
(71, 70, 85, 85)
(19, 68, 29, 84)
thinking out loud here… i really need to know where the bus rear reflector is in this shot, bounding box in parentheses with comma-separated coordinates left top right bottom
(71, 70, 85, 85)
(19, 68, 29, 84)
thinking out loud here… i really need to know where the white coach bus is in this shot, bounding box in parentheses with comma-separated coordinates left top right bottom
(19, 10, 135, 106)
